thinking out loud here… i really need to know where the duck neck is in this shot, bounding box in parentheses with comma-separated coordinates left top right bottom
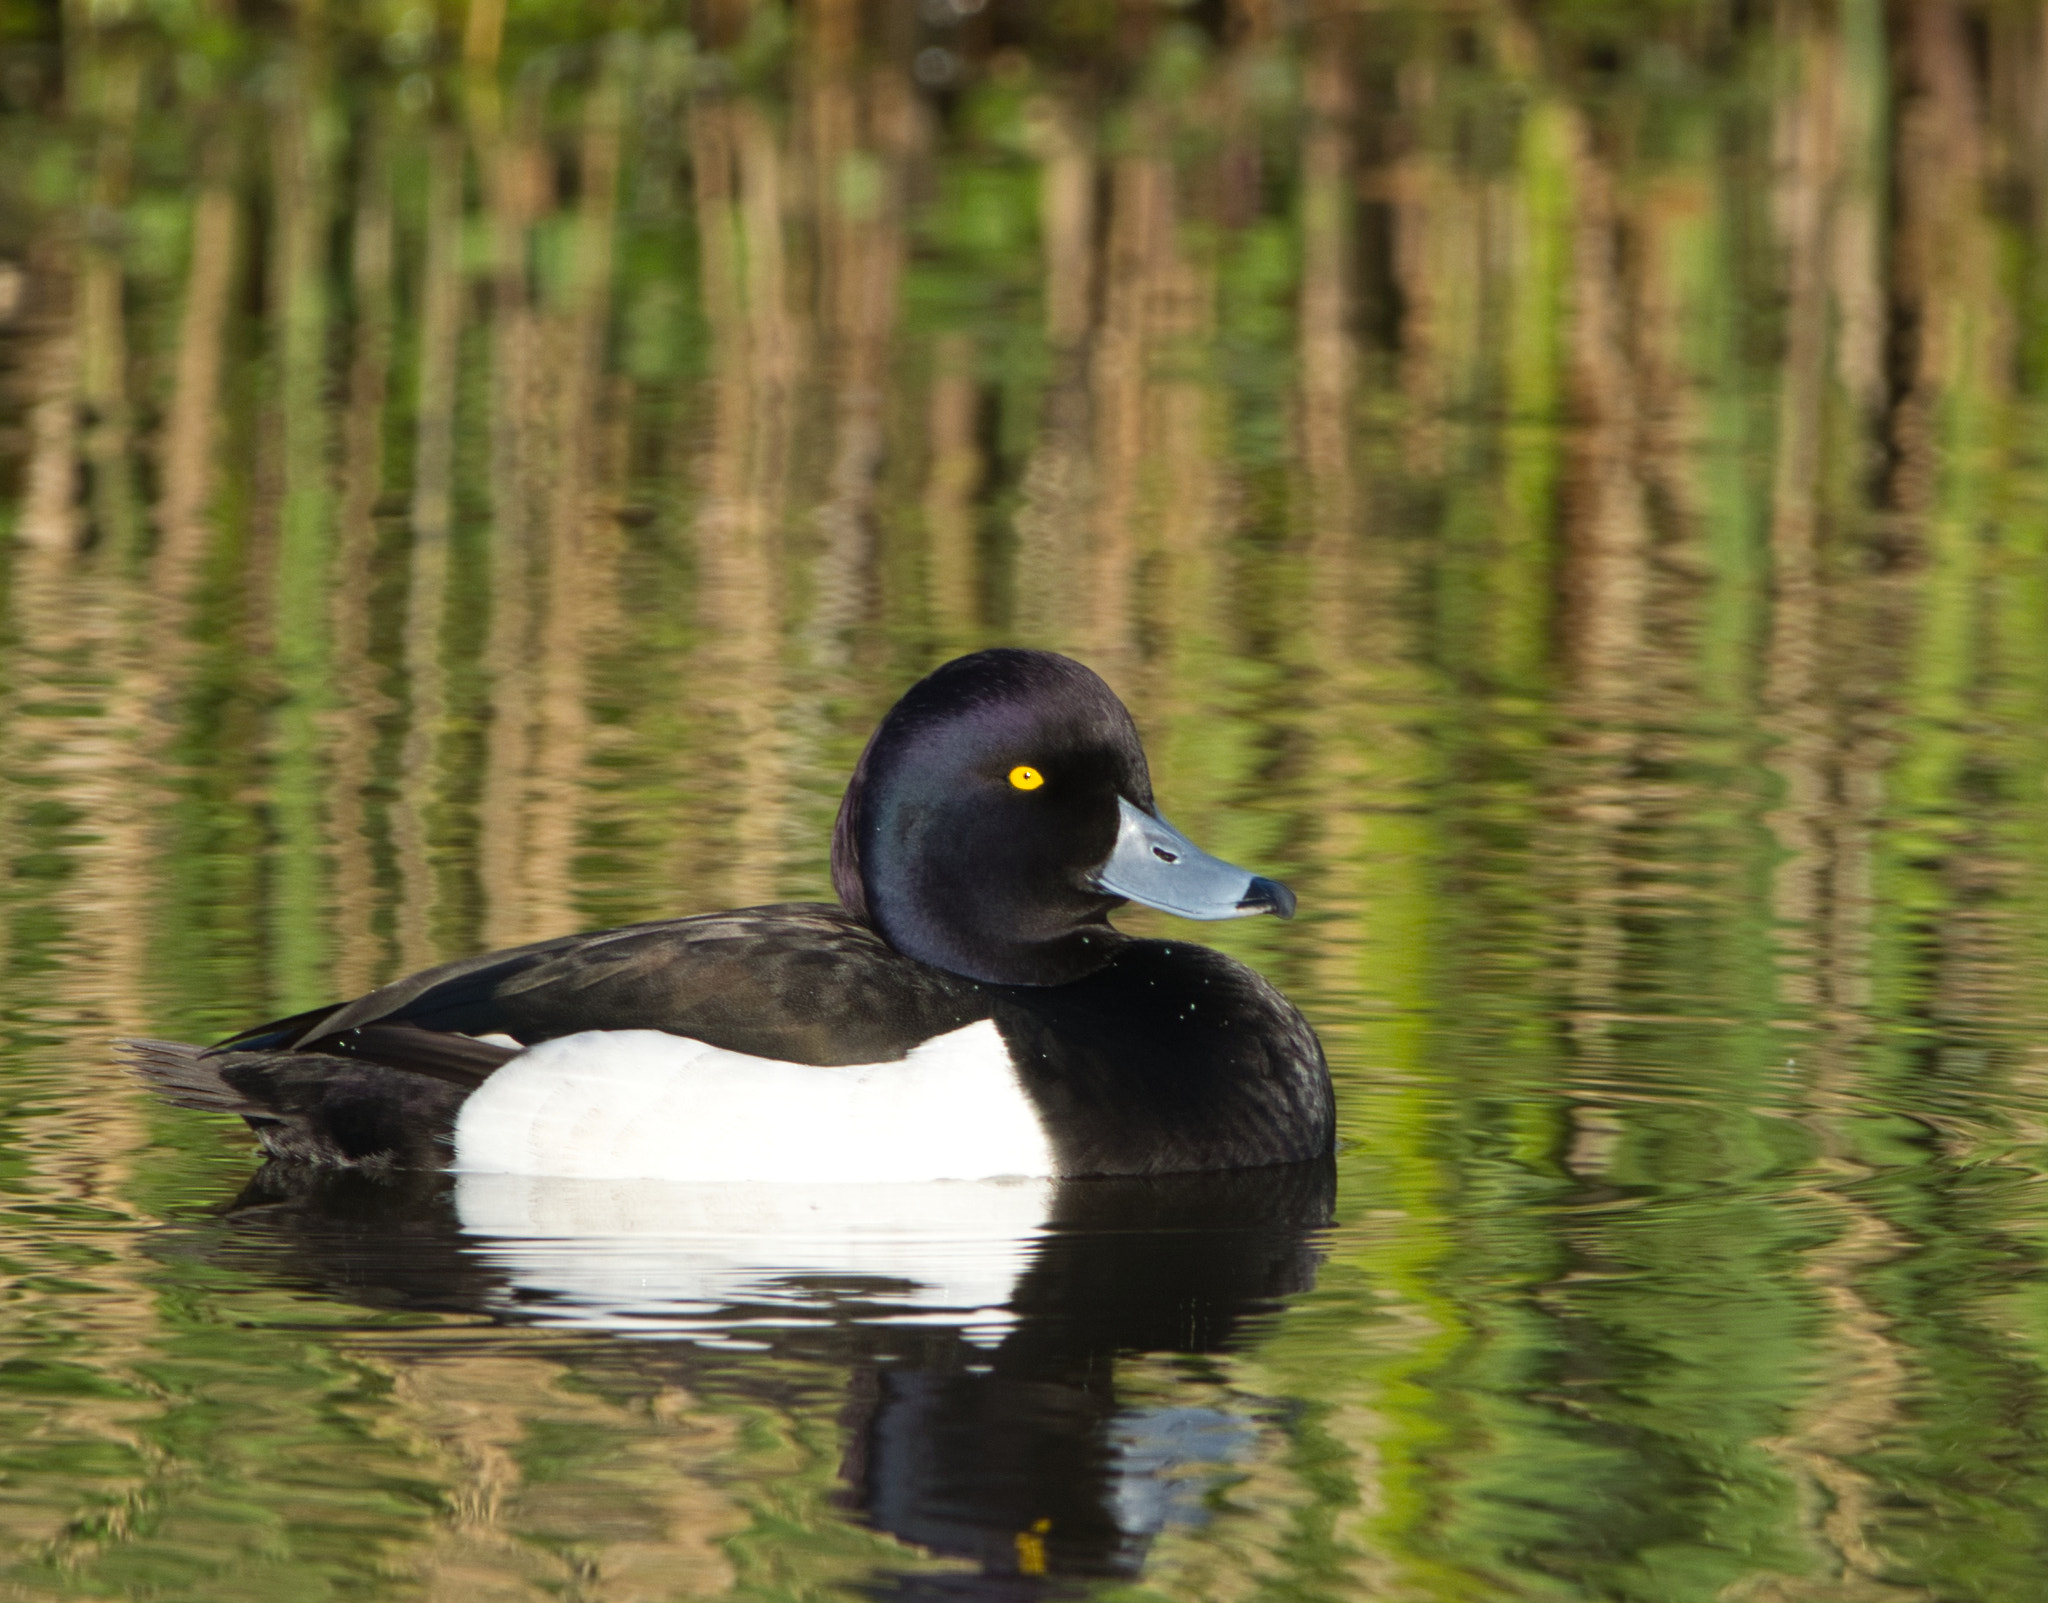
(869, 898, 1122, 987)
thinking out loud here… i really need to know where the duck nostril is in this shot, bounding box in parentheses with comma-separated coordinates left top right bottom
(1152, 847, 1179, 863)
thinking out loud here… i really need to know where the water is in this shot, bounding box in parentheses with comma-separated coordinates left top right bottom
(5, 2, 2048, 1597)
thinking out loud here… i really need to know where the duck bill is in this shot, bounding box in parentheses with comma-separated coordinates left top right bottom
(1090, 797, 1296, 921)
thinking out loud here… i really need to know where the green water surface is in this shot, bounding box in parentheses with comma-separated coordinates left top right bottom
(4, 2, 2048, 1597)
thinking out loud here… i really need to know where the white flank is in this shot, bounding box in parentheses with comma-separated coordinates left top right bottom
(450, 1019, 1054, 1183)
(455, 1172, 1053, 1342)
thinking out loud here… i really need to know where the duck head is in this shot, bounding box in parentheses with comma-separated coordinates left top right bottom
(832, 649, 1294, 986)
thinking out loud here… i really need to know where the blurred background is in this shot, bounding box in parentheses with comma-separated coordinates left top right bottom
(5, 0, 2048, 1597)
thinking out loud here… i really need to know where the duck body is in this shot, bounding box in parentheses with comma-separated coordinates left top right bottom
(126, 651, 1333, 1179)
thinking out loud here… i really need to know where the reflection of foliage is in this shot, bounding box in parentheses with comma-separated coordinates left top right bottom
(2, 1, 2048, 1598)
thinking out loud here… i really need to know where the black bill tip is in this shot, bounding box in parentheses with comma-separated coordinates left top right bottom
(1238, 876, 1296, 919)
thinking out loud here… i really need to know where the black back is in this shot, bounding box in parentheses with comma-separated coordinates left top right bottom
(223, 906, 989, 1066)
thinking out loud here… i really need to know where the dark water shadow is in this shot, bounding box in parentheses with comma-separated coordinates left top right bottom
(185, 1159, 1334, 1591)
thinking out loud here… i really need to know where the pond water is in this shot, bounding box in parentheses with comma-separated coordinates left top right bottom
(6, 3, 2048, 1598)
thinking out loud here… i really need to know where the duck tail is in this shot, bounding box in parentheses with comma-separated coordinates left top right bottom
(117, 1038, 259, 1116)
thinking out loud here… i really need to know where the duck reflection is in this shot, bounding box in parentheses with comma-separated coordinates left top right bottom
(455, 1173, 1057, 1344)
(213, 1159, 1333, 1589)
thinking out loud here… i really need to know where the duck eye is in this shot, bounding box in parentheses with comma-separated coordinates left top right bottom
(1008, 765, 1046, 791)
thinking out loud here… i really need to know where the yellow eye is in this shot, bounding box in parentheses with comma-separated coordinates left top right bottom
(1008, 765, 1045, 791)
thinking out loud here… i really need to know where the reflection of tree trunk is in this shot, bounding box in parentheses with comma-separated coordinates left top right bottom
(1039, 103, 1220, 715)
(805, 31, 911, 673)
(1033, 96, 1094, 350)
(329, 132, 397, 996)
(521, 61, 625, 941)
(1011, 371, 1094, 651)
(1386, 61, 1480, 478)
(1830, 0, 1887, 432)
(688, 96, 797, 910)
(473, 56, 626, 949)
(19, 304, 81, 555)
(1747, 22, 1915, 1599)
(1085, 151, 1174, 682)
(923, 332, 982, 643)
(77, 48, 143, 567)
(155, 138, 239, 610)
(1012, 97, 1095, 648)
(395, 122, 466, 969)
(1765, 11, 1837, 999)
(1886, 0, 2003, 524)
(1, 248, 171, 1373)
(1547, 111, 1650, 1100)
(1142, 163, 1220, 762)
(1628, 174, 1710, 578)
(2, 555, 157, 1204)
(12, 587, 133, 967)
(1296, 18, 1407, 1066)
(1489, 91, 1571, 696)
(463, 0, 505, 69)
(77, 245, 135, 560)
(8, 53, 151, 1142)
(266, 50, 336, 1009)
(1560, 124, 1646, 705)
(1298, 35, 1357, 646)
(0, 23, 171, 1371)
(476, 88, 549, 950)
(4, 214, 160, 1190)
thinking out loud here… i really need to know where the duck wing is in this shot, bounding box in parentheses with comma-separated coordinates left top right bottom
(122, 904, 992, 1171)
(214, 903, 989, 1073)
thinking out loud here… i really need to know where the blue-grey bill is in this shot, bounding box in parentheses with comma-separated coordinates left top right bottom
(1091, 796, 1296, 920)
